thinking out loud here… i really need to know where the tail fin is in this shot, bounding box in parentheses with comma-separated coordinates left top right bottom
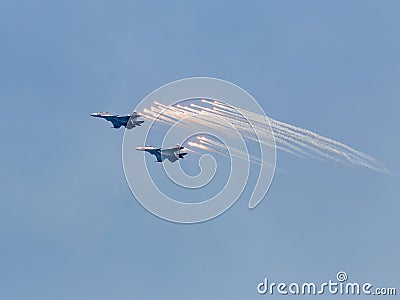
(179, 153, 188, 159)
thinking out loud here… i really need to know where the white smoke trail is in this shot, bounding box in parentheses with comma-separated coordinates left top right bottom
(187, 141, 211, 151)
(142, 100, 387, 173)
(198, 136, 270, 167)
(209, 100, 387, 172)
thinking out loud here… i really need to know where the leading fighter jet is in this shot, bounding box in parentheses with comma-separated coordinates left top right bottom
(91, 111, 144, 129)
(135, 144, 188, 162)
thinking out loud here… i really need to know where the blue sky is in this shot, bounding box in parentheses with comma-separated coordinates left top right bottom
(1, 1, 399, 299)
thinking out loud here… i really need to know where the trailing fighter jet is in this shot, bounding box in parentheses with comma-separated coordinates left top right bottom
(91, 111, 144, 129)
(135, 144, 188, 162)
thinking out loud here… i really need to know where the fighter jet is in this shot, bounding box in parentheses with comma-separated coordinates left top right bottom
(135, 144, 188, 162)
(91, 111, 144, 129)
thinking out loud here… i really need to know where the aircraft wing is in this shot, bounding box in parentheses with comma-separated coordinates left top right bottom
(161, 148, 176, 154)
(162, 145, 183, 154)
(104, 117, 123, 128)
(117, 115, 131, 123)
(127, 120, 144, 129)
(166, 153, 179, 162)
(147, 149, 163, 162)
